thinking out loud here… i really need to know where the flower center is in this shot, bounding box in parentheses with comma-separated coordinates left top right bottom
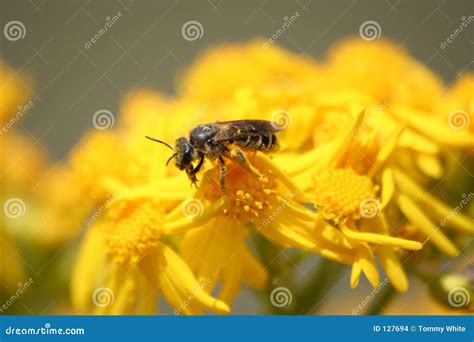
(203, 155, 279, 222)
(105, 199, 163, 265)
(311, 168, 378, 223)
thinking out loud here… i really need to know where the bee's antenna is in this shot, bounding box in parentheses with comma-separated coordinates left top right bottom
(166, 153, 177, 166)
(145, 136, 174, 150)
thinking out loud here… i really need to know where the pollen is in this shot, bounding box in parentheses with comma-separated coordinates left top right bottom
(205, 158, 279, 222)
(104, 199, 163, 265)
(311, 168, 378, 223)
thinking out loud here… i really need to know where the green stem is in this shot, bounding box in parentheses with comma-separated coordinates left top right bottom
(292, 259, 347, 315)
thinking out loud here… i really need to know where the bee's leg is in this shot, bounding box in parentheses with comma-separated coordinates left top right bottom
(186, 168, 199, 188)
(227, 148, 266, 181)
(191, 155, 204, 176)
(218, 156, 226, 188)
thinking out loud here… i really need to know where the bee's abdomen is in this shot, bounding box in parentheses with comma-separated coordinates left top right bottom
(233, 134, 279, 151)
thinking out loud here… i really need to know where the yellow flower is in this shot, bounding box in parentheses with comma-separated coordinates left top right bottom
(72, 197, 229, 315)
(0, 62, 32, 128)
(285, 109, 473, 292)
(180, 39, 319, 104)
(0, 61, 41, 293)
(164, 153, 356, 306)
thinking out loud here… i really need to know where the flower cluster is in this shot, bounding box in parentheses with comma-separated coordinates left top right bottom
(11, 38, 472, 314)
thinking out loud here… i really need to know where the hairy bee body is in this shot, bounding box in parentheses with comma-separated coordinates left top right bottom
(146, 119, 284, 187)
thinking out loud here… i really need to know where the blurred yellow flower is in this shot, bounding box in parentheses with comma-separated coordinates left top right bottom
(0, 61, 42, 294)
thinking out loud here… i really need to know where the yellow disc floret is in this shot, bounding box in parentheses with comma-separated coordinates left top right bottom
(105, 199, 163, 266)
(311, 168, 378, 223)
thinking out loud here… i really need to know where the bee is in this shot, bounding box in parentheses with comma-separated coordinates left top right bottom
(145, 120, 284, 187)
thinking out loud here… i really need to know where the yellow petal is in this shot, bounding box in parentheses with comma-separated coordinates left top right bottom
(392, 106, 474, 147)
(380, 169, 394, 209)
(326, 108, 366, 168)
(398, 128, 439, 154)
(376, 246, 408, 293)
(351, 261, 362, 288)
(110, 268, 138, 315)
(357, 246, 380, 288)
(396, 194, 459, 256)
(163, 196, 228, 234)
(241, 248, 268, 290)
(218, 221, 245, 305)
(71, 225, 107, 312)
(416, 153, 443, 179)
(340, 223, 422, 251)
(107, 177, 194, 206)
(155, 243, 230, 314)
(368, 125, 404, 177)
(394, 170, 473, 233)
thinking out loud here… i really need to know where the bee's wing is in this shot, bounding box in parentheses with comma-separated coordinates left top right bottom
(212, 120, 284, 142)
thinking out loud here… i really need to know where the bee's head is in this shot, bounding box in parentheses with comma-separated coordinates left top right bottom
(145, 135, 198, 174)
(174, 137, 197, 170)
